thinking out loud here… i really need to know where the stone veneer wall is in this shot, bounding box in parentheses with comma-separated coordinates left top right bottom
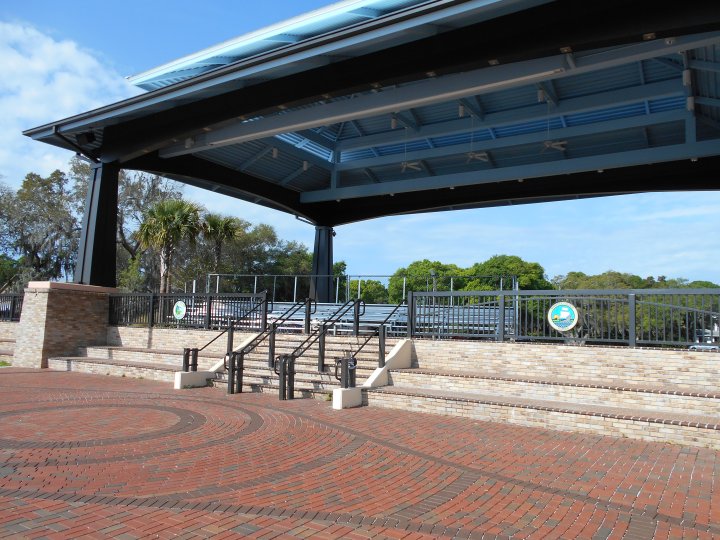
(13, 282, 113, 369)
(0, 322, 17, 341)
(411, 339, 720, 391)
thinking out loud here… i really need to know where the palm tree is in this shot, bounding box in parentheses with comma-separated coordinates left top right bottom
(136, 199, 202, 293)
(202, 213, 244, 273)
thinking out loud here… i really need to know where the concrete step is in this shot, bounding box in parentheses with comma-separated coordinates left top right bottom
(388, 368, 720, 416)
(216, 371, 340, 393)
(82, 346, 223, 371)
(365, 386, 720, 450)
(47, 356, 177, 383)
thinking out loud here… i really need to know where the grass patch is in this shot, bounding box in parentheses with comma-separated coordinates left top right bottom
(0, 360, 11, 367)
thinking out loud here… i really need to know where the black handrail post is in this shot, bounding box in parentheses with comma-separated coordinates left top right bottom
(148, 294, 155, 328)
(190, 348, 199, 372)
(278, 355, 287, 400)
(304, 298, 311, 334)
(10, 296, 17, 323)
(226, 317, 234, 356)
(182, 348, 190, 372)
(204, 294, 212, 329)
(378, 324, 386, 368)
(407, 292, 415, 338)
(235, 351, 244, 393)
(261, 297, 268, 332)
(227, 352, 236, 394)
(628, 293, 637, 347)
(268, 323, 276, 368)
(287, 355, 295, 400)
(353, 300, 360, 336)
(318, 329, 326, 372)
(497, 293, 506, 342)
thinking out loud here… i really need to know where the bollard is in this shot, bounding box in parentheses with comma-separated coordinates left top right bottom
(227, 353, 236, 394)
(235, 351, 244, 393)
(182, 348, 191, 372)
(318, 330, 326, 373)
(287, 355, 296, 400)
(378, 325, 386, 368)
(275, 354, 296, 400)
(335, 355, 356, 389)
(277, 355, 287, 400)
(190, 348, 199, 372)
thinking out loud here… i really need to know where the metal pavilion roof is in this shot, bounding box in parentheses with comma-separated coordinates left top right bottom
(24, 0, 720, 226)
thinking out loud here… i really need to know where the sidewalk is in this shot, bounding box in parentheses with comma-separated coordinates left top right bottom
(0, 367, 718, 539)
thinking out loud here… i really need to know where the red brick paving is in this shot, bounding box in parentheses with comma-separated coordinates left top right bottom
(0, 367, 719, 539)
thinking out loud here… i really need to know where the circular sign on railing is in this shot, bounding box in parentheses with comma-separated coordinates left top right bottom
(547, 301, 579, 332)
(173, 300, 187, 320)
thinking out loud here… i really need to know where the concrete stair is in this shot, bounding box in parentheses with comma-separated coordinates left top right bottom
(215, 333, 396, 397)
(47, 328, 395, 398)
(364, 340, 720, 450)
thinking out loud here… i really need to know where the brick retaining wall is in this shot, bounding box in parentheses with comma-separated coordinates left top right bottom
(411, 339, 720, 390)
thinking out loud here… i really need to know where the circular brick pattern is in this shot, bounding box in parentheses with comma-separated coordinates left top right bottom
(0, 407, 177, 441)
(0, 369, 719, 540)
(0, 403, 206, 448)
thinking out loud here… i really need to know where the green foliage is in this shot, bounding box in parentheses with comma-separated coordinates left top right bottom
(2, 171, 77, 282)
(553, 270, 720, 290)
(117, 257, 145, 292)
(350, 279, 389, 304)
(466, 255, 553, 291)
(388, 259, 463, 302)
(137, 199, 203, 293)
(202, 213, 244, 272)
(387, 256, 552, 302)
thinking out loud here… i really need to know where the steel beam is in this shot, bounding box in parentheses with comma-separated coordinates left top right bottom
(157, 32, 719, 159)
(336, 109, 686, 172)
(301, 139, 720, 203)
(335, 80, 682, 152)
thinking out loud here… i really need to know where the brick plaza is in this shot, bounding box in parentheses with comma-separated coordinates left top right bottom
(0, 367, 718, 539)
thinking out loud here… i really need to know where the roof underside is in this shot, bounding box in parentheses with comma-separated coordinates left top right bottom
(25, 0, 720, 226)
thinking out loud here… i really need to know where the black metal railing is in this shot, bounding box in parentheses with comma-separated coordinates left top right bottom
(182, 294, 270, 372)
(289, 299, 364, 373)
(109, 292, 268, 330)
(349, 301, 405, 367)
(0, 294, 23, 322)
(408, 289, 720, 348)
(239, 299, 312, 370)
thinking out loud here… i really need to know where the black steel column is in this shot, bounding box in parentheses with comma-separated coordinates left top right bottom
(310, 226, 334, 303)
(75, 162, 119, 287)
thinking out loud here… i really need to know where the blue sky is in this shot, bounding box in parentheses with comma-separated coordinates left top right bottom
(1, 1, 720, 283)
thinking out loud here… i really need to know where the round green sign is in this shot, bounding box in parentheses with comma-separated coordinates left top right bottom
(173, 301, 187, 320)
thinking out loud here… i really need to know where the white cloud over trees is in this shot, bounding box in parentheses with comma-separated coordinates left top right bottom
(0, 21, 138, 185)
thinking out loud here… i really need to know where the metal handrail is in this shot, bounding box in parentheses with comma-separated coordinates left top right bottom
(290, 299, 362, 359)
(238, 299, 311, 360)
(196, 293, 269, 353)
(349, 301, 405, 363)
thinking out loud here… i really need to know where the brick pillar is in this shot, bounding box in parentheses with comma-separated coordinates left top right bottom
(13, 282, 114, 368)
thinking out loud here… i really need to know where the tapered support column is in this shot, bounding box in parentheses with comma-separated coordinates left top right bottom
(310, 226, 334, 303)
(75, 162, 119, 287)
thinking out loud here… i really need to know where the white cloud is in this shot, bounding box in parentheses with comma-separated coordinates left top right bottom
(0, 21, 139, 186)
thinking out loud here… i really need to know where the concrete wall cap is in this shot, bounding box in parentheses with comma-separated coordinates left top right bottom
(26, 281, 117, 294)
